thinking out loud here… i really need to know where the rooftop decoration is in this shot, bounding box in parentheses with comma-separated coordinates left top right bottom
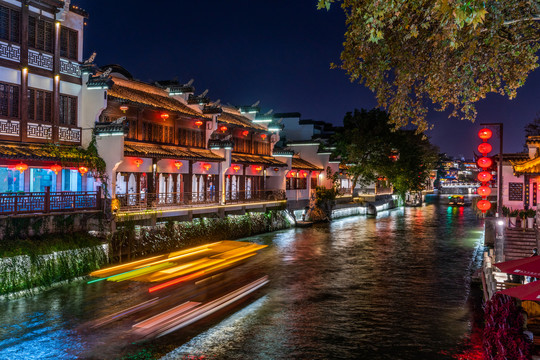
(78, 165, 88, 176)
(15, 162, 28, 173)
(50, 163, 62, 175)
(174, 161, 183, 170)
(134, 158, 143, 168)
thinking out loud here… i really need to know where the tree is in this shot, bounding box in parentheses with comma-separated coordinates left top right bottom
(524, 112, 540, 137)
(318, 1, 540, 132)
(332, 108, 395, 191)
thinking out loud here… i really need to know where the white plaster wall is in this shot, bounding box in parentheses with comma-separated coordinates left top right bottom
(80, 74, 107, 148)
(0, 68, 20, 85)
(501, 164, 524, 210)
(95, 135, 125, 198)
(156, 159, 189, 174)
(193, 161, 219, 175)
(28, 74, 53, 91)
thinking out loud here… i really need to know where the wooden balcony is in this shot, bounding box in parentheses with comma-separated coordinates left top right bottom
(0, 188, 102, 216)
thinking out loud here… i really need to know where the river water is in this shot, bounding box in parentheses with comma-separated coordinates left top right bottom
(0, 199, 485, 359)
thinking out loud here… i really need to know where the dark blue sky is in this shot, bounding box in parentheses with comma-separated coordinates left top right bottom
(78, 0, 540, 158)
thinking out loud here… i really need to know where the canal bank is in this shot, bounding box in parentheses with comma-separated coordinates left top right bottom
(0, 201, 485, 359)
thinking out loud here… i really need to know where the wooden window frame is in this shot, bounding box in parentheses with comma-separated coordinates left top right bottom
(0, 81, 19, 118)
(59, 94, 77, 126)
(60, 26, 78, 60)
(0, 5, 20, 44)
(27, 87, 52, 123)
(28, 15, 54, 53)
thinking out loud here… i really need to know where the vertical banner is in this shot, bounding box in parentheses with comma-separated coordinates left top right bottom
(533, 182, 537, 206)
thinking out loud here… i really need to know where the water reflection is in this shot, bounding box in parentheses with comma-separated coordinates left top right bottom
(0, 201, 483, 360)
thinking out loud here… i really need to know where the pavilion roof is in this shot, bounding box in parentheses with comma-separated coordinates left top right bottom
(124, 142, 223, 162)
(108, 76, 206, 118)
(231, 153, 287, 167)
(220, 106, 266, 130)
(292, 156, 323, 171)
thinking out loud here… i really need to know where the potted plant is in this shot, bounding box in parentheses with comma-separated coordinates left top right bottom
(527, 209, 536, 229)
(502, 206, 510, 226)
(519, 210, 528, 228)
(510, 209, 519, 227)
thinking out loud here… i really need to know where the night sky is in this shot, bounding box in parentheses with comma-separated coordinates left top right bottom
(78, 0, 540, 158)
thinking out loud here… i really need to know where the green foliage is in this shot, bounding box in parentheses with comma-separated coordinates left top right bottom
(502, 206, 510, 217)
(527, 209, 536, 218)
(318, 0, 540, 131)
(111, 211, 291, 261)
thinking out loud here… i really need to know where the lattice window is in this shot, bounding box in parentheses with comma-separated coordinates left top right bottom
(60, 27, 78, 60)
(28, 16, 53, 53)
(28, 88, 52, 122)
(59, 94, 77, 125)
(0, 5, 20, 43)
(0, 82, 19, 118)
(509, 182, 523, 201)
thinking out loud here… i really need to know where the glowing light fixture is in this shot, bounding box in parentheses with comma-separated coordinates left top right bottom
(50, 163, 62, 175)
(120, 105, 129, 113)
(195, 120, 203, 128)
(174, 161, 183, 170)
(134, 158, 144, 168)
(477, 186, 491, 197)
(161, 113, 169, 120)
(203, 163, 212, 171)
(232, 164, 240, 172)
(477, 157, 493, 169)
(477, 171, 492, 183)
(477, 142, 492, 155)
(78, 166, 89, 175)
(15, 162, 28, 173)
(477, 200, 492, 212)
(219, 125, 228, 133)
(242, 130, 249, 136)
(274, 167, 279, 172)
(254, 166, 262, 172)
(478, 128, 493, 140)
(260, 134, 267, 140)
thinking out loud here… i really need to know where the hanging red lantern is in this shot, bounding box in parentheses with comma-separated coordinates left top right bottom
(242, 130, 249, 136)
(477, 157, 493, 169)
(274, 167, 279, 172)
(260, 134, 267, 140)
(477, 186, 491, 197)
(119, 105, 129, 113)
(174, 161, 183, 170)
(232, 164, 240, 172)
(134, 158, 143, 168)
(50, 163, 62, 175)
(478, 128, 493, 140)
(78, 166, 88, 176)
(477, 143, 492, 155)
(203, 163, 212, 171)
(195, 120, 203, 128)
(302, 172, 307, 178)
(15, 162, 28, 173)
(477, 171, 492, 182)
(477, 199, 492, 212)
(161, 113, 169, 120)
(288, 171, 296, 178)
(254, 166, 262, 172)
(219, 125, 228, 133)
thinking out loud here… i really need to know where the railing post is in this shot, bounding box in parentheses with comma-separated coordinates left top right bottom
(44, 186, 50, 213)
(13, 194, 18, 215)
(96, 186, 102, 211)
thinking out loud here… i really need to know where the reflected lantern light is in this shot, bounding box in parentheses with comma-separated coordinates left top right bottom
(477, 171, 492, 182)
(478, 128, 493, 140)
(477, 157, 493, 169)
(477, 142, 492, 155)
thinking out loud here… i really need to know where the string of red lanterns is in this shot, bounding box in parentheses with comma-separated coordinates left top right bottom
(476, 128, 493, 213)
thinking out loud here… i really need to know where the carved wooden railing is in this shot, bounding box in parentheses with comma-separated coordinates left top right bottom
(0, 188, 101, 215)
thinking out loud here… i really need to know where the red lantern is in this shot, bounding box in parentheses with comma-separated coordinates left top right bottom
(302, 172, 307, 178)
(260, 134, 267, 140)
(50, 163, 62, 175)
(477, 157, 492, 169)
(219, 125, 228, 133)
(288, 171, 296, 177)
(477, 199, 492, 212)
(274, 167, 279, 172)
(478, 128, 493, 140)
(15, 162, 28, 173)
(120, 105, 128, 113)
(134, 158, 143, 168)
(78, 166, 88, 176)
(477, 186, 491, 197)
(195, 120, 203, 128)
(174, 161, 183, 170)
(254, 166, 262, 172)
(161, 113, 169, 120)
(242, 130, 249, 136)
(232, 164, 240, 172)
(203, 163, 212, 171)
(477, 171, 492, 182)
(477, 142, 492, 155)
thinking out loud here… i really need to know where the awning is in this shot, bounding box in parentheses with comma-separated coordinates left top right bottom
(292, 157, 322, 171)
(124, 142, 224, 162)
(494, 256, 540, 278)
(498, 280, 540, 301)
(0, 142, 83, 164)
(231, 153, 287, 167)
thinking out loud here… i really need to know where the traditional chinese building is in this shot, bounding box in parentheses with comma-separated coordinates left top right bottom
(0, 0, 101, 215)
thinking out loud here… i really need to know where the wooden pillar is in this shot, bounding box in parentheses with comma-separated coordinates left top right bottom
(20, 4, 29, 142)
(52, 21, 60, 142)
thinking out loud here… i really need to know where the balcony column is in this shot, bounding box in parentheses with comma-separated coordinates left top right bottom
(53, 21, 60, 143)
(20, 4, 29, 142)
